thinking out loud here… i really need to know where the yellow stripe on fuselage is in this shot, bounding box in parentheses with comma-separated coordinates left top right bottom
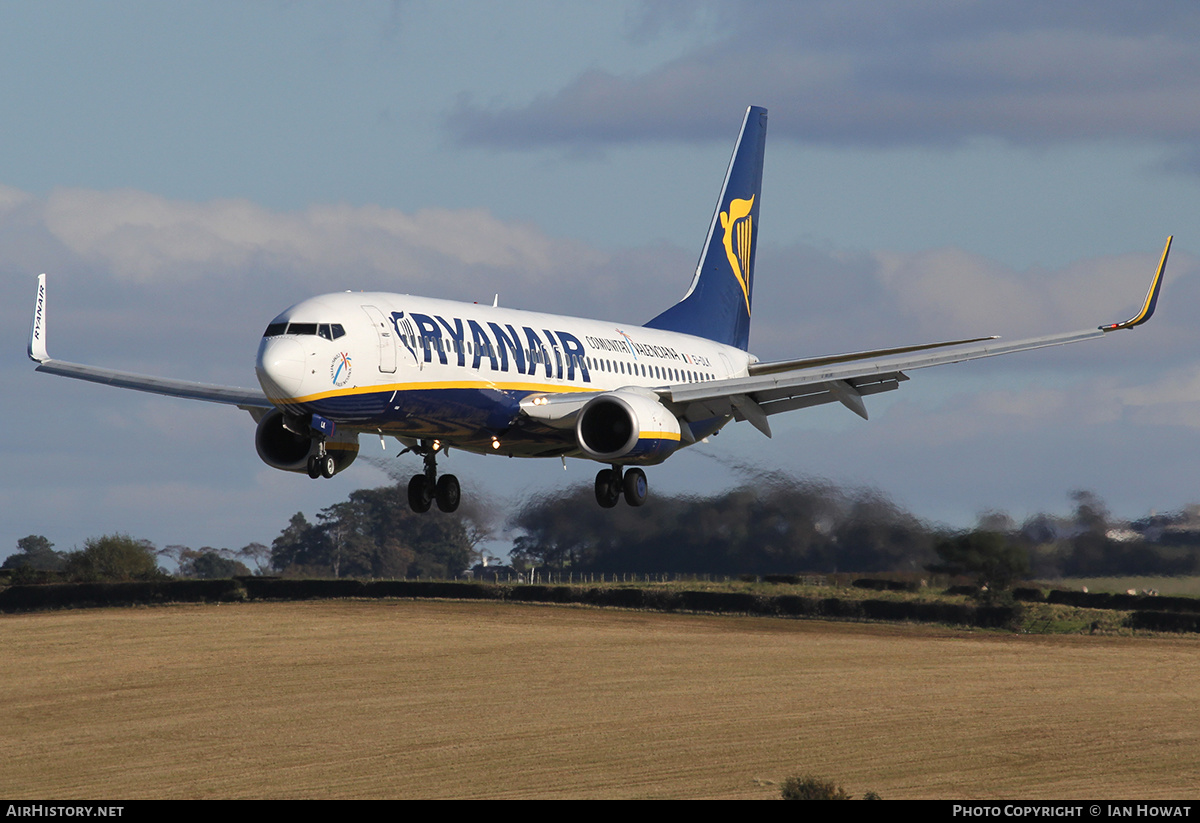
(268, 377, 609, 407)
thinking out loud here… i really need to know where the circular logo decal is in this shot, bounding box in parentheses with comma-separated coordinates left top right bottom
(330, 352, 352, 387)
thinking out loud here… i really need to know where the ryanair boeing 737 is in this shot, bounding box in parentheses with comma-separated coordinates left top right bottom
(28, 106, 1172, 513)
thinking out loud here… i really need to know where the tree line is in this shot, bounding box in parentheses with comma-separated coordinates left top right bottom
(510, 474, 934, 576)
(510, 483, 1200, 584)
(3, 480, 482, 582)
(7, 477, 1200, 586)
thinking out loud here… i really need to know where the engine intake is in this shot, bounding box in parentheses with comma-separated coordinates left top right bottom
(575, 390, 682, 464)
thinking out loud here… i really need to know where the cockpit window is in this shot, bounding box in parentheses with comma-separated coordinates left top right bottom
(263, 321, 345, 339)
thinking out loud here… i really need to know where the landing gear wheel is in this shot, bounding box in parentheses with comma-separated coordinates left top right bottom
(594, 469, 621, 508)
(306, 455, 322, 479)
(435, 474, 461, 513)
(623, 467, 648, 507)
(319, 453, 337, 479)
(407, 474, 432, 513)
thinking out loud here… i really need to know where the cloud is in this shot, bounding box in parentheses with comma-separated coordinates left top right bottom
(0, 184, 33, 214)
(446, 1, 1200, 153)
(747, 240, 1194, 369)
(1112, 364, 1200, 427)
(38, 187, 602, 288)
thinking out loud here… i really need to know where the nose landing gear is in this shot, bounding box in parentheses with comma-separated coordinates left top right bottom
(306, 447, 336, 479)
(297, 414, 342, 480)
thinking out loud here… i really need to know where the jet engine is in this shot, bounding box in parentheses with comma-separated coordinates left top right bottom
(254, 408, 359, 474)
(575, 390, 682, 464)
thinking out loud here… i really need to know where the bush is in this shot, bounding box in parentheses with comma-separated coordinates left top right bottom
(0, 579, 247, 612)
(677, 590, 761, 614)
(781, 775, 852, 800)
(63, 534, 162, 582)
(1126, 610, 1200, 633)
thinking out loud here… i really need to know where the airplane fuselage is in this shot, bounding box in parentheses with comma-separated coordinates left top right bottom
(255, 291, 754, 460)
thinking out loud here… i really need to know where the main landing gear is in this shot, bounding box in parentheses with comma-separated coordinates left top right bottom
(594, 465, 648, 508)
(406, 441, 460, 514)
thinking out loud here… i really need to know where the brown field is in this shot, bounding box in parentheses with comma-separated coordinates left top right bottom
(2, 600, 1198, 799)
(1050, 576, 1200, 597)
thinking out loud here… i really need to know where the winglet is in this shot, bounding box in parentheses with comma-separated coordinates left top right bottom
(1100, 236, 1172, 331)
(28, 273, 49, 363)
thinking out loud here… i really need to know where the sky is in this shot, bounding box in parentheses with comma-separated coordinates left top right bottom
(3, 0, 1200, 561)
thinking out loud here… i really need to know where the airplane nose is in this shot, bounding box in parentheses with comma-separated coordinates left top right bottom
(256, 337, 306, 399)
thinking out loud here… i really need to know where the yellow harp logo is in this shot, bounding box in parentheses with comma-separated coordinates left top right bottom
(720, 195, 754, 313)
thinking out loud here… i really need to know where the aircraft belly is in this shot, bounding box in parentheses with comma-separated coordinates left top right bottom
(306, 385, 521, 437)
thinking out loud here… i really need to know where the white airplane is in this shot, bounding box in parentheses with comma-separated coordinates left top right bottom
(28, 106, 1171, 514)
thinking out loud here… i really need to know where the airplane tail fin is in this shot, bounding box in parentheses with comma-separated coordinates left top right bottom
(644, 105, 767, 351)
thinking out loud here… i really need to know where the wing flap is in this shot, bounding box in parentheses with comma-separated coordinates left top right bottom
(682, 372, 907, 426)
(664, 326, 1104, 424)
(747, 336, 995, 376)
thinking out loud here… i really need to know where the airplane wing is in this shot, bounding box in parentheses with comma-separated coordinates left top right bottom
(663, 236, 1173, 437)
(28, 274, 273, 413)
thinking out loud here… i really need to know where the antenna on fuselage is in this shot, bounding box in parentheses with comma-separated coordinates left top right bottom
(492, 294, 499, 307)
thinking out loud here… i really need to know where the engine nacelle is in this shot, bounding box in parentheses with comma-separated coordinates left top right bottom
(254, 409, 359, 475)
(575, 390, 682, 465)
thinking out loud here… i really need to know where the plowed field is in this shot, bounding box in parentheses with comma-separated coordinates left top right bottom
(3, 600, 1196, 799)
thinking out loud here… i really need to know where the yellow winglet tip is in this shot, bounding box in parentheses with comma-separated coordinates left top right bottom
(1101, 236, 1172, 331)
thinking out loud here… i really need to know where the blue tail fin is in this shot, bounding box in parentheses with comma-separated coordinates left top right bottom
(644, 105, 767, 351)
